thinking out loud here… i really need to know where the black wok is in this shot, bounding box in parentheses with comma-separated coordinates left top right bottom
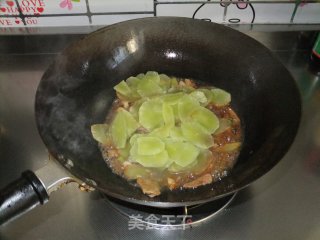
(0, 17, 301, 225)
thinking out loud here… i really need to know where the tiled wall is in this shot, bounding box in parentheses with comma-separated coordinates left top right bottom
(0, 0, 319, 34)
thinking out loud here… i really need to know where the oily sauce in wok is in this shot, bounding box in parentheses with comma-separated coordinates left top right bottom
(91, 72, 242, 197)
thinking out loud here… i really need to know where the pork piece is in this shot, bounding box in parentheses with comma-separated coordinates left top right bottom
(167, 177, 177, 191)
(184, 79, 196, 88)
(137, 178, 161, 197)
(107, 148, 119, 158)
(183, 173, 213, 189)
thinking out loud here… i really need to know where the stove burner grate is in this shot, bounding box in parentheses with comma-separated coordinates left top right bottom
(101, 192, 237, 229)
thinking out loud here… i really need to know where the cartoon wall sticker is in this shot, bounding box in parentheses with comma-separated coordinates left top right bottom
(60, 0, 80, 11)
(192, 0, 255, 24)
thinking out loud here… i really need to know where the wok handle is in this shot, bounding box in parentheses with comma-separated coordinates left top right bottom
(0, 170, 49, 225)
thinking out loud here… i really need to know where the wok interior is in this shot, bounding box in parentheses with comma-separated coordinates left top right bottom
(35, 18, 301, 207)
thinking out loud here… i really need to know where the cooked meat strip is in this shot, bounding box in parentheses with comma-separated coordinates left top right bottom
(183, 173, 213, 189)
(137, 178, 161, 197)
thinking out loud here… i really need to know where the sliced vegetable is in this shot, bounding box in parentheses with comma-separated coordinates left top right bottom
(159, 73, 171, 81)
(129, 99, 144, 119)
(129, 139, 139, 159)
(214, 118, 232, 135)
(198, 88, 213, 102)
(169, 126, 185, 141)
(110, 108, 139, 148)
(120, 108, 140, 137)
(145, 71, 160, 84)
(135, 151, 170, 168)
(192, 106, 219, 134)
(161, 92, 185, 123)
(192, 150, 212, 175)
(118, 143, 131, 162)
(113, 80, 132, 97)
(168, 160, 198, 173)
(124, 164, 150, 180)
(137, 136, 165, 155)
(172, 104, 180, 122)
(139, 99, 164, 130)
(130, 139, 171, 168)
(135, 71, 163, 97)
(91, 124, 110, 144)
(170, 77, 178, 89)
(189, 90, 207, 105)
(162, 103, 175, 127)
(150, 125, 170, 138)
(210, 88, 231, 106)
(110, 110, 127, 148)
(113, 80, 139, 101)
(178, 94, 200, 122)
(159, 73, 171, 91)
(136, 73, 145, 80)
(181, 122, 214, 149)
(125, 77, 141, 100)
(161, 92, 185, 105)
(92, 71, 242, 196)
(129, 133, 143, 146)
(166, 140, 200, 167)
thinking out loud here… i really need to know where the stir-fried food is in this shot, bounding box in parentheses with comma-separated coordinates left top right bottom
(91, 71, 242, 197)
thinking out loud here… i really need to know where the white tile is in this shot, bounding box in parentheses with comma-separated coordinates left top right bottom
(293, 3, 320, 23)
(23, 25, 93, 34)
(25, 15, 89, 26)
(253, 3, 295, 23)
(156, 3, 224, 23)
(224, 3, 255, 24)
(0, 17, 23, 27)
(17, 0, 87, 15)
(0, 27, 28, 34)
(89, 0, 153, 13)
(225, 3, 294, 24)
(91, 14, 153, 26)
(0, 0, 18, 15)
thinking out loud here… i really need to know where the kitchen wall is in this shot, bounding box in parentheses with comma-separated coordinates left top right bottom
(0, 0, 319, 34)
